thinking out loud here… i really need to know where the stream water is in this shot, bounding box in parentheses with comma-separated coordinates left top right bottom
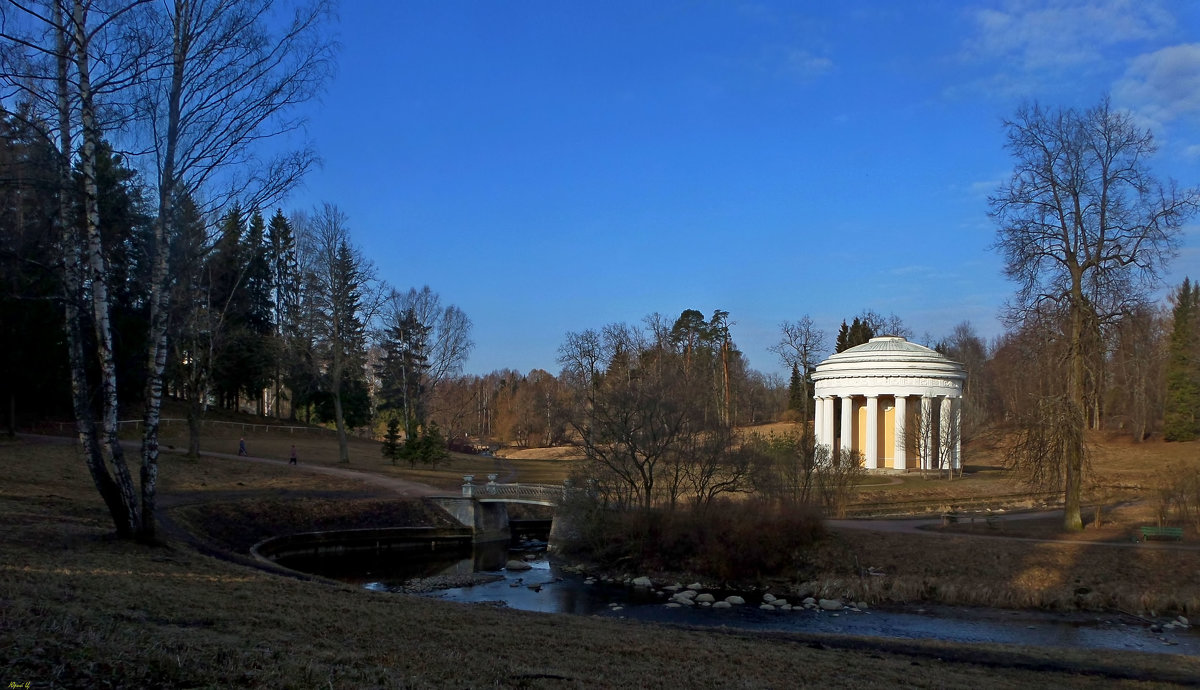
(275, 532, 1200, 657)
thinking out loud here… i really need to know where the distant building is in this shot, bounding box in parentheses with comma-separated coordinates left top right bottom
(811, 336, 966, 471)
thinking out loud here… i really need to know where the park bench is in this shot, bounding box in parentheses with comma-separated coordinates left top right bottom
(1139, 526, 1183, 542)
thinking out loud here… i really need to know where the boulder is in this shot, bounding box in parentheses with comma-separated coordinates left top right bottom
(763, 593, 777, 603)
(772, 599, 789, 607)
(665, 602, 682, 608)
(663, 584, 682, 593)
(632, 576, 653, 588)
(1178, 616, 1190, 627)
(760, 603, 776, 610)
(856, 601, 869, 611)
(696, 593, 716, 603)
(712, 601, 732, 609)
(802, 597, 816, 606)
(687, 582, 704, 591)
(505, 560, 533, 571)
(675, 589, 697, 600)
(724, 595, 746, 605)
(819, 598, 844, 611)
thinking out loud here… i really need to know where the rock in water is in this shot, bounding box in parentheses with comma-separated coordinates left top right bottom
(819, 598, 844, 611)
(505, 560, 533, 571)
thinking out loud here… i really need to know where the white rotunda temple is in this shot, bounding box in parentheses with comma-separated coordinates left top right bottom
(811, 336, 966, 472)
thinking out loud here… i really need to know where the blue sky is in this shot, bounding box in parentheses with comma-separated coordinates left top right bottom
(289, 0, 1200, 377)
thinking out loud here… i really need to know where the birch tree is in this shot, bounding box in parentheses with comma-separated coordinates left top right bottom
(0, 0, 333, 540)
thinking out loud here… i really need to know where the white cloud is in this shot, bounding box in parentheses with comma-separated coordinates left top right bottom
(785, 49, 833, 81)
(970, 1, 1171, 64)
(962, 0, 1174, 73)
(1114, 44, 1200, 126)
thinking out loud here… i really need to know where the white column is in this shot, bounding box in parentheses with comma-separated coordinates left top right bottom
(952, 397, 962, 471)
(920, 396, 933, 471)
(939, 396, 953, 473)
(813, 396, 824, 448)
(822, 396, 835, 449)
(894, 395, 907, 471)
(865, 395, 879, 470)
(839, 395, 854, 457)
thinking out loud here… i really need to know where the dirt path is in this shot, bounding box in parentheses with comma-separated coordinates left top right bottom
(196, 449, 446, 498)
(17, 432, 446, 499)
(827, 511, 1200, 551)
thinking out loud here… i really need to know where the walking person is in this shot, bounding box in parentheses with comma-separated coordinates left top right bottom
(289, 445, 298, 465)
(238, 437, 247, 456)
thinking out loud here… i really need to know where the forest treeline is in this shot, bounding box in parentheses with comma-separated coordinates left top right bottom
(3, 106, 1197, 455)
(0, 0, 1194, 547)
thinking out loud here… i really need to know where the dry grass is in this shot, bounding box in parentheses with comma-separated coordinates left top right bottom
(804, 527, 1200, 616)
(4, 433, 1200, 686)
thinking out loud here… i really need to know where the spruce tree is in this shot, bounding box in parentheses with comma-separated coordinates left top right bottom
(787, 363, 804, 412)
(381, 416, 402, 465)
(1165, 278, 1200, 441)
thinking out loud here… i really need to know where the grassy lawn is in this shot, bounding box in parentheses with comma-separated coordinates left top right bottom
(4, 424, 1200, 686)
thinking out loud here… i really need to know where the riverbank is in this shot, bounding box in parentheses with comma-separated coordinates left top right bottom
(4, 438, 1200, 686)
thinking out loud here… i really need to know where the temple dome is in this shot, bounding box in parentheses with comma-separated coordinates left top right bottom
(806, 336, 964, 384)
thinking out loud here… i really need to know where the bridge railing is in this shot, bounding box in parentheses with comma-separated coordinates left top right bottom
(461, 474, 572, 505)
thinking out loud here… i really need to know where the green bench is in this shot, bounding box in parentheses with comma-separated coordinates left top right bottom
(1139, 526, 1184, 542)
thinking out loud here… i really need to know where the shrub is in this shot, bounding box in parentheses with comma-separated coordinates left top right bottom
(555, 497, 824, 583)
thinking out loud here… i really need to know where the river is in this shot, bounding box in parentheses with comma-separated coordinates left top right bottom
(272, 532, 1198, 656)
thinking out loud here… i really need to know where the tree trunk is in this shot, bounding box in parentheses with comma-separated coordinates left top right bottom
(187, 400, 202, 458)
(41, 0, 142, 538)
(1064, 290, 1086, 532)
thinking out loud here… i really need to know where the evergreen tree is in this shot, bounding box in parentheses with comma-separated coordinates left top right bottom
(0, 107, 71, 426)
(376, 308, 432, 441)
(1165, 278, 1200, 441)
(787, 363, 805, 412)
(835, 317, 875, 352)
(208, 206, 248, 408)
(236, 210, 276, 413)
(266, 209, 300, 417)
(381, 416, 402, 465)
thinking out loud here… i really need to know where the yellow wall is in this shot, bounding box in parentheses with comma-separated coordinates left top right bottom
(881, 399, 895, 467)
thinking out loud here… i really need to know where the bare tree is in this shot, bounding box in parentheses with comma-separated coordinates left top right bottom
(133, 0, 334, 537)
(1, 0, 155, 538)
(898, 398, 962, 479)
(769, 316, 826, 423)
(378, 285, 474, 436)
(0, 0, 333, 540)
(1107, 304, 1167, 441)
(990, 97, 1198, 530)
(301, 203, 378, 463)
(937, 321, 991, 440)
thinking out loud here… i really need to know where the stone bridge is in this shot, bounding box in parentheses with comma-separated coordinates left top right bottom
(428, 475, 578, 545)
(462, 474, 566, 506)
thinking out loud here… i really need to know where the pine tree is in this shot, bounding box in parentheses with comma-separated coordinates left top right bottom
(266, 209, 298, 416)
(381, 416, 402, 465)
(1165, 278, 1200, 441)
(208, 206, 248, 408)
(376, 308, 431, 442)
(835, 317, 875, 352)
(787, 363, 804, 412)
